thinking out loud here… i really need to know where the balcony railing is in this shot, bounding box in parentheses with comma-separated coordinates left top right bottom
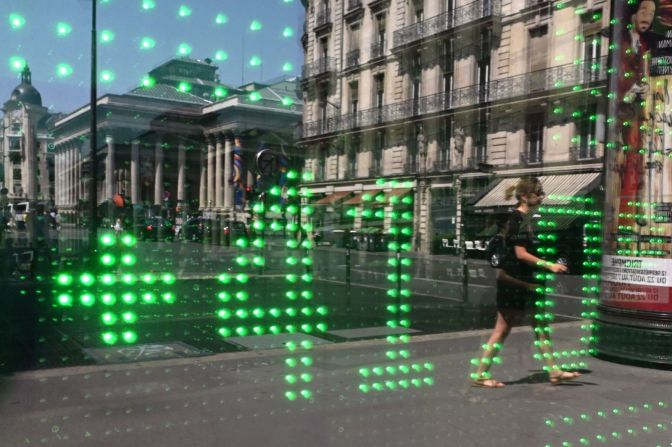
(520, 151, 543, 166)
(345, 49, 360, 69)
(369, 165, 382, 177)
(348, 0, 363, 10)
(370, 40, 386, 59)
(393, 0, 502, 48)
(525, 0, 551, 7)
(302, 116, 340, 138)
(489, 56, 607, 101)
(315, 7, 331, 28)
(569, 145, 598, 161)
(300, 57, 607, 139)
(302, 57, 337, 78)
(431, 159, 450, 172)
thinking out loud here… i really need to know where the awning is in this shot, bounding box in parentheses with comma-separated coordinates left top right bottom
(314, 191, 351, 205)
(476, 214, 585, 237)
(343, 190, 384, 205)
(383, 188, 413, 203)
(473, 173, 601, 209)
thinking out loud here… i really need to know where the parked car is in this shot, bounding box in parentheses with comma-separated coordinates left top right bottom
(181, 217, 208, 241)
(137, 217, 175, 241)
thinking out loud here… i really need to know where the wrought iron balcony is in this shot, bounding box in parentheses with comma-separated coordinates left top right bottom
(302, 116, 340, 138)
(525, 0, 551, 7)
(299, 57, 606, 140)
(315, 7, 332, 29)
(370, 40, 386, 60)
(569, 145, 598, 161)
(393, 0, 502, 49)
(488, 56, 607, 101)
(520, 151, 543, 166)
(348, 0, 362, 10)
(345, 49, 360, 69)
(301, 57, 337, 79)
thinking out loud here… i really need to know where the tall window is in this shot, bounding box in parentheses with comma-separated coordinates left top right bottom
(375, 14, 386, 46)
(528, 26, 548, 92)
(439, 117, 452, 170)
(413, 1, 424, 23)
(349, 23, 360, 52)
(477, 30, 491, 102)
(350, 81, 359, 114)
(584, 33, 602, 81)
(445, 0, 455, 27)
(526, 113, 545, 164)
(320, 37, 329, 61)
(318, 146, 327, 180)
(349, 81, 359, 127)
(474, 111, 487, 164)
(579, 104, 598, 159)
(411, 52, 422, 115)
(443, 39, 454, 104)
(348, 136, 359, 177)
(318, 88, 328, 131)
(373, 130, 385, 174)
(374, 74, 385, 123)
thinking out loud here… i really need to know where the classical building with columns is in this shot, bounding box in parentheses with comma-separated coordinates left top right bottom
(299, 0, 607, 253)
(52, 57, 302, 221)
(0, 66, 60, 202)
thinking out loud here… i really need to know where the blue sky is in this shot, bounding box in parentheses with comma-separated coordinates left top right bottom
(0, 0, 305, 113)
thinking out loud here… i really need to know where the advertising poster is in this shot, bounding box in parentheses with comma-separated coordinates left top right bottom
(603, 0, 672, 311)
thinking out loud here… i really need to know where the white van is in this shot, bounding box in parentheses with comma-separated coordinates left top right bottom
(14, 202, 29, 229)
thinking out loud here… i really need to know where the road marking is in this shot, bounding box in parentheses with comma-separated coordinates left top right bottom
(13, 321, 586, 379)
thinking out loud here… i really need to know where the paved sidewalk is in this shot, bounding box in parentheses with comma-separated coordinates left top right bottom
(0, 323, 670, 447)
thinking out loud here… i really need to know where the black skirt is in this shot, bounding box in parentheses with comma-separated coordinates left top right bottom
(495, 279, 536, 310)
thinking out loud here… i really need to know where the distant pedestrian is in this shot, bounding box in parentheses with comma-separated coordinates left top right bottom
(471, 177, 580, 388)
(113, 218, 123, 235)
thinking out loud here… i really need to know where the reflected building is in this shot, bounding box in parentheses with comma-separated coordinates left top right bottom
(0, 66, 60, 202)
(299, 0, 607, 253)
(52, 57, 302, 222)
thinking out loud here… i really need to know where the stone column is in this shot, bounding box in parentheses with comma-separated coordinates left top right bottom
(207, 136, 215, 208)
(55, 149, 61, 207)
(199, 146, 207, 210)
(177, 141, 186, 203)
(23, 111, 37, 201)
(154, 139, 164, 205)
(105, 135, 115, 200)
(215, 135, 223, 208)
(74, 148, 80, 205)
(67, 145, 73, 206)
(131, 140, 140, 204)
(224, 136, 233, 209)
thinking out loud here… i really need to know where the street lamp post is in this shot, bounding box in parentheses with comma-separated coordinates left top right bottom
(88, 0, 99, 254)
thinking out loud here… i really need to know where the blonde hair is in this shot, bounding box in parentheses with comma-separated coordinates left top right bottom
(505, 176, 542, 203)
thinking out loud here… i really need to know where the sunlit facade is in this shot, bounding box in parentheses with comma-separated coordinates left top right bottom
(299, 0, 607, 253)
(0, 1, 671, 446)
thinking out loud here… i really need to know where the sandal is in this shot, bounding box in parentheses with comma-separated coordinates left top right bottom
(549, 371, 581, 385)
(472, 378, 506, 389)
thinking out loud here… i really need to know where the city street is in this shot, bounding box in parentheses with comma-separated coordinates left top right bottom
(0, 323, 669, 447)
(0, 228, 591, 374)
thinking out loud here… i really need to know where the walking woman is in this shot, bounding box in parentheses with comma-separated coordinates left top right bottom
(472, 177, 581, 388)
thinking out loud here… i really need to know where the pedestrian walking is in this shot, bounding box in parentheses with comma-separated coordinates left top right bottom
(471, 176, 581, 388)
